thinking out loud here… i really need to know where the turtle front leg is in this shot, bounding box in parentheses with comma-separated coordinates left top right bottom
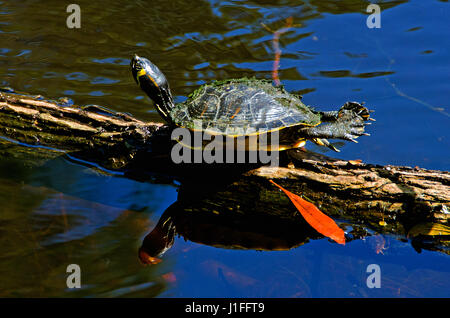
(299, 102, 373, 152)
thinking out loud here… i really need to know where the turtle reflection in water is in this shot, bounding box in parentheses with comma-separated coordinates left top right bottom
(131, 55, 373, 153)
(139, 200, 325, 265)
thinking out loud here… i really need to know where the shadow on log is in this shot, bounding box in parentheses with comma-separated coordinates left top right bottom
(1, 89, 449, 255)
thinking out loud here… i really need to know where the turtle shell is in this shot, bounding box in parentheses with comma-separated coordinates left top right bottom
(170, 78, 321, 136)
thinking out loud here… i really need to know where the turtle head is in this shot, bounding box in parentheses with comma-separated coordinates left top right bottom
(131, 54, 174, 123)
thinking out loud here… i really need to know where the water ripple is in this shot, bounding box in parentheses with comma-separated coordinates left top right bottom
(91, 57, 130, 65)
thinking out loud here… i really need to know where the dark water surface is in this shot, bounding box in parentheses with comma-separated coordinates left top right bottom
(0, 0, 449, 297)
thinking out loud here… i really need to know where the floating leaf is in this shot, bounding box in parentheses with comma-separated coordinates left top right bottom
(372, 234, 387, 254)
(270, 180, 345, 245)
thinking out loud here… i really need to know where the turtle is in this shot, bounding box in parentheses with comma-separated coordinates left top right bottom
(130, 54, 372, 152)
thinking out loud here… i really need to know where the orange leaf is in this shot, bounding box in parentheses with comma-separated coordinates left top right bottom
(270, 180, 345, 245)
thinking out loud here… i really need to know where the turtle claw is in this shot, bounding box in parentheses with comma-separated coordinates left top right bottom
(342, 132, 359, 143)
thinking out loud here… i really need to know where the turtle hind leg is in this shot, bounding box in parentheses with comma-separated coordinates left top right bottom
(301, 117, 369, 145)
(300, 102, 372, 147)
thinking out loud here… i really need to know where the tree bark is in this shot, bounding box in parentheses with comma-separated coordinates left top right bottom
(1, 90, 449, 252)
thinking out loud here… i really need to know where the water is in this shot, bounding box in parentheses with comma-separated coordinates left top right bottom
(0, 0, 449, 297)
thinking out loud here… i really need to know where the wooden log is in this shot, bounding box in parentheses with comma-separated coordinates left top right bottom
(1, 89, 449, 254)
